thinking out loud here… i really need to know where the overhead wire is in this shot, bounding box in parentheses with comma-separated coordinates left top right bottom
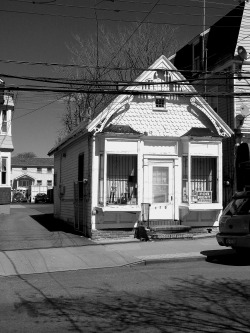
(0, 5, 246, 27)
(1, 0, 249, 122)
(12, 94, 66, 121)
(3, 70, 250, 89)
(2, 1, 240, 19)
(5, 0, 244, 15)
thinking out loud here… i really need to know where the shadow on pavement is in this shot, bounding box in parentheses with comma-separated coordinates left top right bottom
(30, 214, 83, 236)
(201, 249, 250, 266)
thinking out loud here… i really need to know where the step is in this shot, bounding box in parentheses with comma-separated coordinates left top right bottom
(148, 220, 180, 226)
(151, 233, 193, 240)
(149, 225, 191, 234)
(91, 229, 134, 240)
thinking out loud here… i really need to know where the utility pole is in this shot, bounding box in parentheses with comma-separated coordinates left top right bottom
(202, 0, 205, 71)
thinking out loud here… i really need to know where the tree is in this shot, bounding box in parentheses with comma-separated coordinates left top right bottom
(14, 152, 37, 159)
(60, 23, 179, 135)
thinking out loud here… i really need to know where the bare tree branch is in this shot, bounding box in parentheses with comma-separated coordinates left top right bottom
(60, 23, 179, 135)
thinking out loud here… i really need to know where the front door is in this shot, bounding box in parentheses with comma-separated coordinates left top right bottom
(148, 161, 174, 220)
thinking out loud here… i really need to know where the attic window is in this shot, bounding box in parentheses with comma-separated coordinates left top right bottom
(155, 97, 165, 109)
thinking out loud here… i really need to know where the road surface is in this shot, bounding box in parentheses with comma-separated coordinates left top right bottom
(1, 254, 250, 332)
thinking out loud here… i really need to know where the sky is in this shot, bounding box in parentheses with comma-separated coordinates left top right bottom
(0, 0, 240, 157)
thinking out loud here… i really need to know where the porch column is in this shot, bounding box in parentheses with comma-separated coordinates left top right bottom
(91, 135, 99, 230)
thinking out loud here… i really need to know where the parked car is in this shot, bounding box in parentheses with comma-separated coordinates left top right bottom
(34, 193, 50, 203)
(216, 191, 250, 252)
(13, 192, 27, 203)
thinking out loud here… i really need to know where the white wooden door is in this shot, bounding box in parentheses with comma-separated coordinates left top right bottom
(148, 162, 174, 220)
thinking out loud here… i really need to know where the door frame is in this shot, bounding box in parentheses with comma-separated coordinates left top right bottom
(144, 159, 175, 220)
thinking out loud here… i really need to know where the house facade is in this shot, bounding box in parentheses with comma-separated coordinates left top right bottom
(11, 157, 54, 202)
(48, 55, 232, 237)
(0, 86, 14, 214)
(170, 0, 250, 206)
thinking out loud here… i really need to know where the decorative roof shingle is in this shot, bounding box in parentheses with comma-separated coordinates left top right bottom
(105, 99, 210, 137)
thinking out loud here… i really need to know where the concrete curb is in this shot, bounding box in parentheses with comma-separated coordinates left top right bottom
(137, 248, 237, 265)
(93, 233, 216, 245)
(136, 252, 205, 265)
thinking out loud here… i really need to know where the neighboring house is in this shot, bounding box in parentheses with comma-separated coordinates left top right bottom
(48, 55, 233, 238)
(0, 84, 14, 214)
(170, 0, 250, 206)
(11, 157, 54, 202)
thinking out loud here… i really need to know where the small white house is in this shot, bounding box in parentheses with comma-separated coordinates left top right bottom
(48, 55, 233, 237)
(0, 91, 14, 214)
(11, 157, 54, 202)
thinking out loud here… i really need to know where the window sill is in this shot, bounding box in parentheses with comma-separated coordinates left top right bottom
(96, 205, 141, 212)
(189, 203, 222, 210)
(153, 107, 167, 112)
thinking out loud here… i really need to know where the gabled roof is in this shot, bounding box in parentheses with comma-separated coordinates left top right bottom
(88, 55, 233, 138)
(12, 157, 54, 167)
(48, 55, 233, 155)
(15, 174, 35, 181)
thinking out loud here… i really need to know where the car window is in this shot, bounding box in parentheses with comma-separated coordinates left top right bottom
(224, 197, 250, 215)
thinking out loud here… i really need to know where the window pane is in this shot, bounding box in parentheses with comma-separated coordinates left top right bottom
(1, 110, 7, 132)
(2, 173, 6, 184)
(106, 154, 137, 205)
(191, 157, 217, 203)
(182, 156, 188, 203)
(155, 98, 165, 108)
(78, 154, 84, 199)
(152, 167, 169, 203)
(1, 158, 7, 185)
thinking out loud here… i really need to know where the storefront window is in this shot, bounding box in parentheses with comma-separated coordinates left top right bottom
(182, 156, 188, 203)
(98, 154, 138, 205)
(191, 157, 217, 203)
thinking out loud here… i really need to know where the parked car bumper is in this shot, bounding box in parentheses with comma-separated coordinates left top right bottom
(216, 233, 250, 248)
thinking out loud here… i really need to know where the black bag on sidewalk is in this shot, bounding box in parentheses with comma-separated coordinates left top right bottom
(134, 225, 149, 241)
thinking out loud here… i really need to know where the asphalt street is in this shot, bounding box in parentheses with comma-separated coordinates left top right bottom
(1, 259, 250, 333)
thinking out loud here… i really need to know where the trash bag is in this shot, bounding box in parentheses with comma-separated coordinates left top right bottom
(134, 224, 149, 241)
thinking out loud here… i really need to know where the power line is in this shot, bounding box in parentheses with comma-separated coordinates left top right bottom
(3, 84, 250, 99)
(0, 7, 246, 27)
(4, 0, 241, 19)
(6, 0, 243, 14)
(12, 94, 66, 121)
(2, 70, 250, 90)
(0, 58, 249, 77)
